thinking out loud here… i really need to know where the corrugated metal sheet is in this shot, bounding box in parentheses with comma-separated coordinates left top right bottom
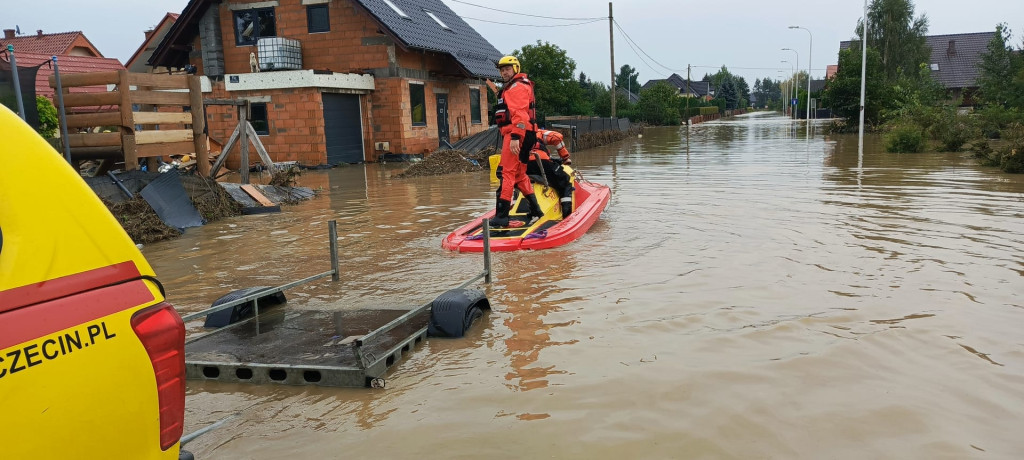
(451, 126, 500, 154)
(352, 0, 502, 79)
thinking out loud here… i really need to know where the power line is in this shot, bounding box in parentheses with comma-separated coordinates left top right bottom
(463, 17, 605, 28)
(447, 0, 605, 21)
(613, 20, 686, 74)
(615, 27, 667, 79)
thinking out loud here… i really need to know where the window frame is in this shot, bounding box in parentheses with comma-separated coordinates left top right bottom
(306, 4, 330, 34)
(409, 82, 427, 127)
(249, 103, 270, 135)
(233, 7, 276, 46)
(469, 88, 482, 124)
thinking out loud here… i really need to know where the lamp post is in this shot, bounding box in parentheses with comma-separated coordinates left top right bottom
(781, 48, 799, 118)
(777, 70, 788, 115)
(858, 0, 868, 164)
(781, 60, 795, 116)
(790, 26, 813, 132)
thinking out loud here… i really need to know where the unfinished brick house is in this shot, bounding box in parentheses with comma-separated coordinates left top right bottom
(148, 0, 502, 166)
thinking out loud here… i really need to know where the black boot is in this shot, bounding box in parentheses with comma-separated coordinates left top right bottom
(524, 193, 545, 221)
(560, 197, 573, 218)
(488, 199, 511, 228)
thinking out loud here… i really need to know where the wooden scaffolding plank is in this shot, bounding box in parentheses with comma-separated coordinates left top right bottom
(240, 184, 276, 207)
(49, 71, 119, 88)
(63, 112, 122, 129)
(133, 112, 193, 125)
(137, 141, 196, 158)
(131, 90, 191, 106)
(128, 73, 190, 90)
(66, 132, 121, 148)
(136, 129, 194, 145)
(62, 92, 121, 108)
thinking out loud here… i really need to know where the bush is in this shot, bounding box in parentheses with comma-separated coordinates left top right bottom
(35, 96, 59, 139)
(930, 109, 977, 152)
(884, 123, 926, 153)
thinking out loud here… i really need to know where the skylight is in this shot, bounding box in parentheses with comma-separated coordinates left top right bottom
(381, 0, 410, 19)
(425, 11, 451, 30)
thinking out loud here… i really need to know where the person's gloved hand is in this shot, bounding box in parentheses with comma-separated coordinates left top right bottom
(563, 158, 572, 166)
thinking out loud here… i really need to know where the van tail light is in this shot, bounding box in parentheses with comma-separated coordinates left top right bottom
(131, 302, 186, 451)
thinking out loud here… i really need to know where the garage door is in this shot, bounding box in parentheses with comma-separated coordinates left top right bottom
(323, 93, 364, 164)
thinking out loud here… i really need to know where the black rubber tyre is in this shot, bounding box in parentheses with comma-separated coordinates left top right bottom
(203, 286, 286, 328)
(428, 288, 490, 338)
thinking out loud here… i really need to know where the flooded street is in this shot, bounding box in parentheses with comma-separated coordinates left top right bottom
(146, 112, 1024, 458)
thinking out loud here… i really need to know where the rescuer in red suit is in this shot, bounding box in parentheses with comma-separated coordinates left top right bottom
(489, 55, 544, 228)
(525, 129, 575, 218)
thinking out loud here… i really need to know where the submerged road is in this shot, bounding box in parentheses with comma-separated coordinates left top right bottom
(147, 112, 1024, 458)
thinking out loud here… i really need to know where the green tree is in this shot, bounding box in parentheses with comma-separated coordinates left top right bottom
(513, 41, 587, 117)
(35, 96, 58, 139)
(821, 46, 887, 126)
(858, 0, 930, 82)
(615, 64, 640, 95)
(977, 23, 1024, 108)
(735, 76, 750, 108)
(635, 82, 680, 125)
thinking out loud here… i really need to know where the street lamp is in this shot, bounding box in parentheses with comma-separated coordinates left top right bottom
(777, 71, 787, 113)
(781, 47, 799, 118)
(857, 1, 868, 163)
(782, 59, 798, 114)
(790, 25, 813, 129)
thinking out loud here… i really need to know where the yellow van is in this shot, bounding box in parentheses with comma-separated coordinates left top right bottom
(0, 105, 186, 458)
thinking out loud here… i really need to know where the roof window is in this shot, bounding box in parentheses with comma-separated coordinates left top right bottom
(930, 63, 939, 71)
(381, 0, 410, 19)
(424, 10, 451, 30)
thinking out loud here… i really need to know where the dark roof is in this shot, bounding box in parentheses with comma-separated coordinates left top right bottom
(642, 73, 710, 96)
(809, 79, 827, 93)
(616, 86, 640, 103)
(839, 31, 994, 89)
(152, 0, 500, 78)
(352, 0, 501, 79)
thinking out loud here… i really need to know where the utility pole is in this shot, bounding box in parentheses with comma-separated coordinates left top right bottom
(686, 64, 691, 123)
(609, 2, 616, 118)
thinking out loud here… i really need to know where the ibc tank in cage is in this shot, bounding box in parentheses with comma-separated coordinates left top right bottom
(257, 37, 302, 71)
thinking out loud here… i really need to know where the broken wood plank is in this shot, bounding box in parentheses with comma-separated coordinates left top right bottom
(136, 129, 193, 145)
(245, 121, 278, 174)
(210, 123, 242, 178)
(240, 184, 276, 207)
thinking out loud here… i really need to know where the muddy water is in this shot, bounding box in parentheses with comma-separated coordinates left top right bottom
(145, 112, 1024, 459)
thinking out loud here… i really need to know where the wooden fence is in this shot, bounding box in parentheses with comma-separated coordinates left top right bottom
(48, 70, 209, 175)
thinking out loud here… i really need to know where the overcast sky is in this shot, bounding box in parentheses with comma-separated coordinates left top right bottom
(6, 0, 1023, 87)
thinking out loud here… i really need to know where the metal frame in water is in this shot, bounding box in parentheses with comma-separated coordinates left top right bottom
(181, 220, 494, 388)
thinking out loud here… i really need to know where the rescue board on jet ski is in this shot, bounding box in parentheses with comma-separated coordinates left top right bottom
(441, 165, 610, 252)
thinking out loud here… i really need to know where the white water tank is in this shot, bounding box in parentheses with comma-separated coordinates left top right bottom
(257, 37, 302, 71)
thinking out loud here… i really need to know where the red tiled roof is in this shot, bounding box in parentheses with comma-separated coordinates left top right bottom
(0, 31, 85, 56)
(1, 52, 124, 98)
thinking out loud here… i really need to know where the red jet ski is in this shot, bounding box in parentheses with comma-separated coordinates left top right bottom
(442, 166, 610, 252)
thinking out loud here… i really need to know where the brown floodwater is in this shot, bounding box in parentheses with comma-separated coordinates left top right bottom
(144, 112, 1024, 459)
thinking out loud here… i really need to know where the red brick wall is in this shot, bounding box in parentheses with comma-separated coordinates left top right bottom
(189, 0, 491, 163)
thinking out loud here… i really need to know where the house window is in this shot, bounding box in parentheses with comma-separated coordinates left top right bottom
(469, 88, 481, 124)
(410, 83, 426, 126)
(234, 8, 276, 46)
(250, 103, 269, 135)
(382, 0, 410, 19)
(307, 5, 330, 33)
(424, 11, 450, 30)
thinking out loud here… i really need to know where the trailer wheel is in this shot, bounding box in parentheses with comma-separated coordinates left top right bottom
(428, 288, 490, 338)
(204, 286, 286, 328)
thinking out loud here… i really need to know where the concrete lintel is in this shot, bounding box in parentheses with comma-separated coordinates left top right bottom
(225, 70, 375, 92)
(227, 1, 280, 11)
(302, 0, 329, 4)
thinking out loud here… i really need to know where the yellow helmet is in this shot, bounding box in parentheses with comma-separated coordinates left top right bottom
(496, 55, 520, 74)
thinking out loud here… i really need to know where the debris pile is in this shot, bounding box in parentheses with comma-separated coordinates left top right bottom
(397, 150, 486, 178)
(106, 198, 182, 244)
(575, 125, 644, 151)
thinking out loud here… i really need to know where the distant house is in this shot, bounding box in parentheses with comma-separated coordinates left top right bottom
(641, 73, 713, 101)
(839, 31, 994, 105)
(0, 29, 123, 101)
(126, 13, 180, 74)
(148, 0, 503, 165)
(616, 86, 639, 104)
(0, 29, 104, 57)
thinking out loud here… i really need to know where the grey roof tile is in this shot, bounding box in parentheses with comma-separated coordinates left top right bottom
(838, 32, 994, 89)
(353, 0, 502, 79)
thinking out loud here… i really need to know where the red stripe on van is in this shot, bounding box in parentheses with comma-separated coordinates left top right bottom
(0, 261, 143, 314)
(0, 265, 155, 350)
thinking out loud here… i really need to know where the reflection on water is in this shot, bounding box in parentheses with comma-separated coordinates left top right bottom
(147, 112, 1024, 458)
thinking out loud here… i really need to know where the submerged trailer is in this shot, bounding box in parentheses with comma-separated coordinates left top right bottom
(181, 221, 495, 388)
